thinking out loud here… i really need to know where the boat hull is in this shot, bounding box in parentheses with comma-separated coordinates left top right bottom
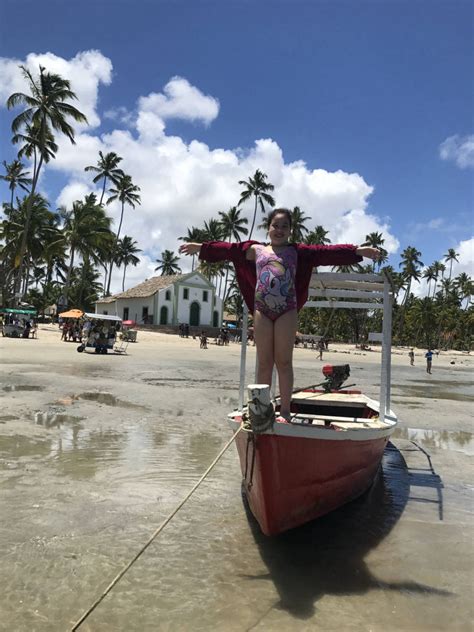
(233, 426, 391, 536)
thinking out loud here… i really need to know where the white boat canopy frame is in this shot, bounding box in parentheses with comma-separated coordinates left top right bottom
(306, 271, 393, 421)
(84, 312, 122, 322)
(237, 271, 394, 422)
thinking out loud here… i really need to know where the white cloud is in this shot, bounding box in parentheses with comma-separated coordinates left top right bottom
(413, 236, 473, 298)
(452, 237, 474, 277)
(56, 182, 94, 209)
(103, 106, 134, 126)
(138, 76, 219, 124)
(0, 50, 401, 294)
(0, 50, 112, 129)
(439, 134, 474, 169)
(58, 129, 401, 293)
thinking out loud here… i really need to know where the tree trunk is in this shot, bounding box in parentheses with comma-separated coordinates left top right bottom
(106, 201, 125, 295)
(122, 265, 127, 292)
(100, 176, 107, 205)
(64, 247, 76, 303)
(14, 153, 43, 305)
(248, 195, 258, 239)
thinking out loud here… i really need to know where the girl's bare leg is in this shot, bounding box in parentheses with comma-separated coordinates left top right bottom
(253, 310, 275, 387)
(273, 309, 298, 419)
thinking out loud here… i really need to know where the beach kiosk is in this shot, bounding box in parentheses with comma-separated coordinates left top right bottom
(1, 308, 37, 338)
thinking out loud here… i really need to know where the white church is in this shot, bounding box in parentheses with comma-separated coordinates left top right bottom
(95, 271, 223, 328)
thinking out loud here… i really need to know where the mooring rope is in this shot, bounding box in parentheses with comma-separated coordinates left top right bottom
(70, 425, 244, 631)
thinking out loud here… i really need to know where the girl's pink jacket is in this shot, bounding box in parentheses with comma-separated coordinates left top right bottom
(199, 240, 362, 313)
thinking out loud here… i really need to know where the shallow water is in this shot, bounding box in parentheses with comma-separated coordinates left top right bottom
(394, 384, 474, 402)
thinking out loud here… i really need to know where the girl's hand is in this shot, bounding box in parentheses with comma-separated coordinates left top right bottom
(179, 243, 202, 256)
(356, 246, 382, 261)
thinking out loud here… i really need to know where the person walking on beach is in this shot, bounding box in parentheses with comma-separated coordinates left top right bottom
(409, 348, 415, 366)
(179, 207, 381, 422)
(317, 337, 325, 361)
(425, 349, 434, 374)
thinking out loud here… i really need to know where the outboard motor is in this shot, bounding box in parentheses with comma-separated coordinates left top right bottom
(321, 364, 351, 391)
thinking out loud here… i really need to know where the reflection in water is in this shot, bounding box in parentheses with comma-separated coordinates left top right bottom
(245, 445, 450, 619)
(34, 411, 83, 427)
(393, 426, 473, 456)
(0, 435, 51, 461)
(216, 395, 239, 409)
(77, 392, 147, 410)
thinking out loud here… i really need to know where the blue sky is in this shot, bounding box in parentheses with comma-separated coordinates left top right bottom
(0, 0, 472, 292)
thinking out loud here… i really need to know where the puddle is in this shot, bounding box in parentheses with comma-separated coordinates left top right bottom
(394, 385, 474, 402)
(409, 379, 473, 388)
(392, 427, 473, 456)
(1, 385, 44, 392)
(0, 415, 18, 421)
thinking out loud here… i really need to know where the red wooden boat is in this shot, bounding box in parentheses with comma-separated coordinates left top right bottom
(230, 272, 397, 536)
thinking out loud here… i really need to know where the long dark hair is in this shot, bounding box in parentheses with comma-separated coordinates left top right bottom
(267, 207, 292, 228)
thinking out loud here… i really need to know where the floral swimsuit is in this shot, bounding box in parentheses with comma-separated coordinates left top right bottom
(254, 244, 297, 321)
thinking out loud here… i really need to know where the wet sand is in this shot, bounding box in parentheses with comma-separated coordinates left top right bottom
(0, 327, 472, 631)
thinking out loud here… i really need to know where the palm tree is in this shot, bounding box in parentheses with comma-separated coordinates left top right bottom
(398, 246, 423, 339)
(422, 265, 437, 297)
(238, 169, 275, 238)
(444, 248, 460, 281)
(60, 193, 113, 303)
(218, 206, 248, 298)
(1, 193, 58, 296)
(105, 174, 141, 294)
(0, 159, 32, 207)
(84, 151, 125, 205)
(179, 226, 205, 271)
(7, 65, 87, 303)
(155, 250, 181, 275)
(218, 206, 248, 242)
(362, 231, 388, 271)
(290, 206, 311, 242)
(305, 225, 331, 246)
(454, 272, 473, 309)
(399, 246, 423, 305)
(114, 236, 141, 291)
(431, 260, 444, 296)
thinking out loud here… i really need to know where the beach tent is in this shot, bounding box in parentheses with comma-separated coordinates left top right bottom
(59, 309, 84, 318)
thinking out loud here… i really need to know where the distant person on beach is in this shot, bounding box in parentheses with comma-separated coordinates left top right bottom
(200, 331, 208, 349)
(409, 348, 415, 366)
(425, 349, 434, 374)
(317, 337, 325, 360)
(179, 207, 380, 421)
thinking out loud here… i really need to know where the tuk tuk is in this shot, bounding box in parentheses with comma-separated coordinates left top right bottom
(77, 313, 122, 354)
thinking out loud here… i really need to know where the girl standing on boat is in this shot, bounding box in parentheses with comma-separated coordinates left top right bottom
(179, 208, 380, 421)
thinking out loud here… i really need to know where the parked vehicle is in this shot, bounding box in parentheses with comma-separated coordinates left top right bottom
(76, 313, 123, 354)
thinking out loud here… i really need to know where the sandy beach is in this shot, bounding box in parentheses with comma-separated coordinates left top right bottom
(1, 326, 472, 631)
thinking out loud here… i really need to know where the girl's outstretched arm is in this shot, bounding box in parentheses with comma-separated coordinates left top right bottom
(179, 242, 202, 256)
